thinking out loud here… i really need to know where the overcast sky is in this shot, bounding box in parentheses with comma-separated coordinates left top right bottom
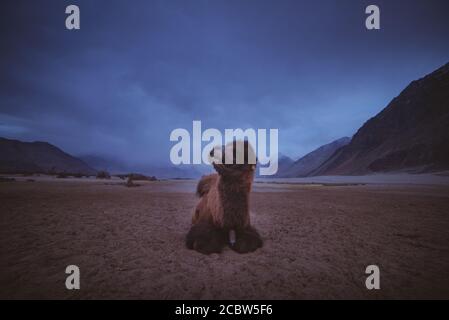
(1, 0, 448, 165)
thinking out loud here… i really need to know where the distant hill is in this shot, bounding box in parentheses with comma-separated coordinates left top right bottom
(80, 154, 204, 179)
(311, 62, 449, 176)
(257, 153, 294, 178)
(275, 137, 350, 177)
(79, 155, 129, 174)
(277, 153, 295, 174)
(0, 137, 96, 175)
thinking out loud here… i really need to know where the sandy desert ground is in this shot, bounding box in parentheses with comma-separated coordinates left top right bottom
(1, 175, 449, 299)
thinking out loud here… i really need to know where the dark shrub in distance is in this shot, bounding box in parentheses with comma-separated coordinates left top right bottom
(96, 171, 111, 179)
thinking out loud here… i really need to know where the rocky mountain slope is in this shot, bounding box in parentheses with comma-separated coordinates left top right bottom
(276, 137, 350, 177)
(311, 62, 449, 176)
(0, 137, 96, 175)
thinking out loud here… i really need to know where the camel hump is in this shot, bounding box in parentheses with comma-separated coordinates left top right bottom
(196, 174, 218, 197)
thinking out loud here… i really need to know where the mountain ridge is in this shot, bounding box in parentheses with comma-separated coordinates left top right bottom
(310, 62, 449, 176)
(0, 137, 96, 175)
(275, 137, 350, 177)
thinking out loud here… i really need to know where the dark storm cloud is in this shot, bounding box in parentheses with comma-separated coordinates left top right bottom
(1, 0, 448, 164)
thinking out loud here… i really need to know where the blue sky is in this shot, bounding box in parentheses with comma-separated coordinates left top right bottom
(1, 0, 448, 165)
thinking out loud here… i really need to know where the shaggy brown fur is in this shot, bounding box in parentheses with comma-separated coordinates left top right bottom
(186, 141, 263, 254)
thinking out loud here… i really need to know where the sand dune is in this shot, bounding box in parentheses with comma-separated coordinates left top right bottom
(1, 177, 449, 299)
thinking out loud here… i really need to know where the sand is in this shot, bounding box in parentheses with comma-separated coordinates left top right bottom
(1, 176, 449, 299)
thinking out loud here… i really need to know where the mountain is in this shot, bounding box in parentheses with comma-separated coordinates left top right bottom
(130, 164, 203, 179)
(79, 155, 129, 173)
(80, 154, 204, 179)
(311, 62, 449, 176)
(257, 153, 294, 178)
(275, 137, 350, 177)
(277, 153, 295, 173)
(0, 137, 96, 174)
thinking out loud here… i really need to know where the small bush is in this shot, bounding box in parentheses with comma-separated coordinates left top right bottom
(127, 173, 157, 181)
(96, 171, 111, 179)
(125, 177, 139, 187)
